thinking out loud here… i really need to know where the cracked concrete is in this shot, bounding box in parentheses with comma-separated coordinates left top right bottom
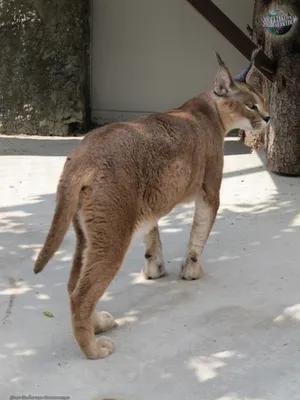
(0, 135, 300, 400)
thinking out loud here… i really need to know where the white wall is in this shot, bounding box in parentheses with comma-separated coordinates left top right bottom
(91, 0, 254, 125)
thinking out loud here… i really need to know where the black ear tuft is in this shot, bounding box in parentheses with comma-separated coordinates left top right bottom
(214, 51, 225, 67)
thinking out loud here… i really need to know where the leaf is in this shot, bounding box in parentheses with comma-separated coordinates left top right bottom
(43, 311, 54, 318)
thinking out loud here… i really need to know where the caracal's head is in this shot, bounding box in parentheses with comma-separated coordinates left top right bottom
(213, 50, 270, 133)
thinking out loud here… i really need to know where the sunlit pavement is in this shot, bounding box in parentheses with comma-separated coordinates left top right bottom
(1, 135, 300, 400)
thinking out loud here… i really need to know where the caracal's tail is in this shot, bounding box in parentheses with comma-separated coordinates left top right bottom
(34, 171, 83, 274)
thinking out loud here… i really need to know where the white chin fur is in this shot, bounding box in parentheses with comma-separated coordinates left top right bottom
(231, 118, 267, 132)
(232, 118, 253, 131)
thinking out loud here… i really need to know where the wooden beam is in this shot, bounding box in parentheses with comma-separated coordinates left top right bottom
(186, 0, 276, 81)
(254, 49, 276, 82)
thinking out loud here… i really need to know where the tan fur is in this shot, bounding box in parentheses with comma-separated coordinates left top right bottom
(34, 54, 269, 359)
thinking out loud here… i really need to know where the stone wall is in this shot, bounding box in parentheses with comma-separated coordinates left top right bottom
(0, 0, 90, 136)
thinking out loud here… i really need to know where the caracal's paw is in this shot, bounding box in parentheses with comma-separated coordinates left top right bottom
(93, 311, 117, 334)
(142, 258, 165, 280)
(180, 258, 205, 280)
(88, 336, 115, 359)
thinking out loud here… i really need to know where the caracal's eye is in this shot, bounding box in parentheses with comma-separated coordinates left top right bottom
(246, 104, 258, 111)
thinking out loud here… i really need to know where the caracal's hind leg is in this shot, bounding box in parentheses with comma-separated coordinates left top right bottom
(67, 212, 86, 295)
(67, 211, 115, 334)
(69, 203, 134, 359)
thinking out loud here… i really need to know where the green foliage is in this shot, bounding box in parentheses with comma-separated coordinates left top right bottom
(43, 311, 54, 318)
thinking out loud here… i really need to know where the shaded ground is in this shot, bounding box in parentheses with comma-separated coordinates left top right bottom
(0, 135, 300, 400)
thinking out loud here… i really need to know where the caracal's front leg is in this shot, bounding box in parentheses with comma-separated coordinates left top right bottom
(142, 224, 165, 279)
(181, 192, 220, 280)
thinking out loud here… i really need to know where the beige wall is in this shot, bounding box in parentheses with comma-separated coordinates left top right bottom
(91, 0, 254, 125)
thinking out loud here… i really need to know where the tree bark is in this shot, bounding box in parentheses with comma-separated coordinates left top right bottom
(0, 0, 90, 136)
(246, 0, 300, 175)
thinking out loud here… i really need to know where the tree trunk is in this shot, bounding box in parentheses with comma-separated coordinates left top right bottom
(0, 0, 90, 136)
(247, 0, 300, 175)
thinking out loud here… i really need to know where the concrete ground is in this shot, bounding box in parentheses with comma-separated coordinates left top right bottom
(0, 135, 300, 400)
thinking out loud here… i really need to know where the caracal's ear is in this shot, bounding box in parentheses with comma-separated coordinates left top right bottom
(234, 47, 260, 83)
(214, 52, 236, 96)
